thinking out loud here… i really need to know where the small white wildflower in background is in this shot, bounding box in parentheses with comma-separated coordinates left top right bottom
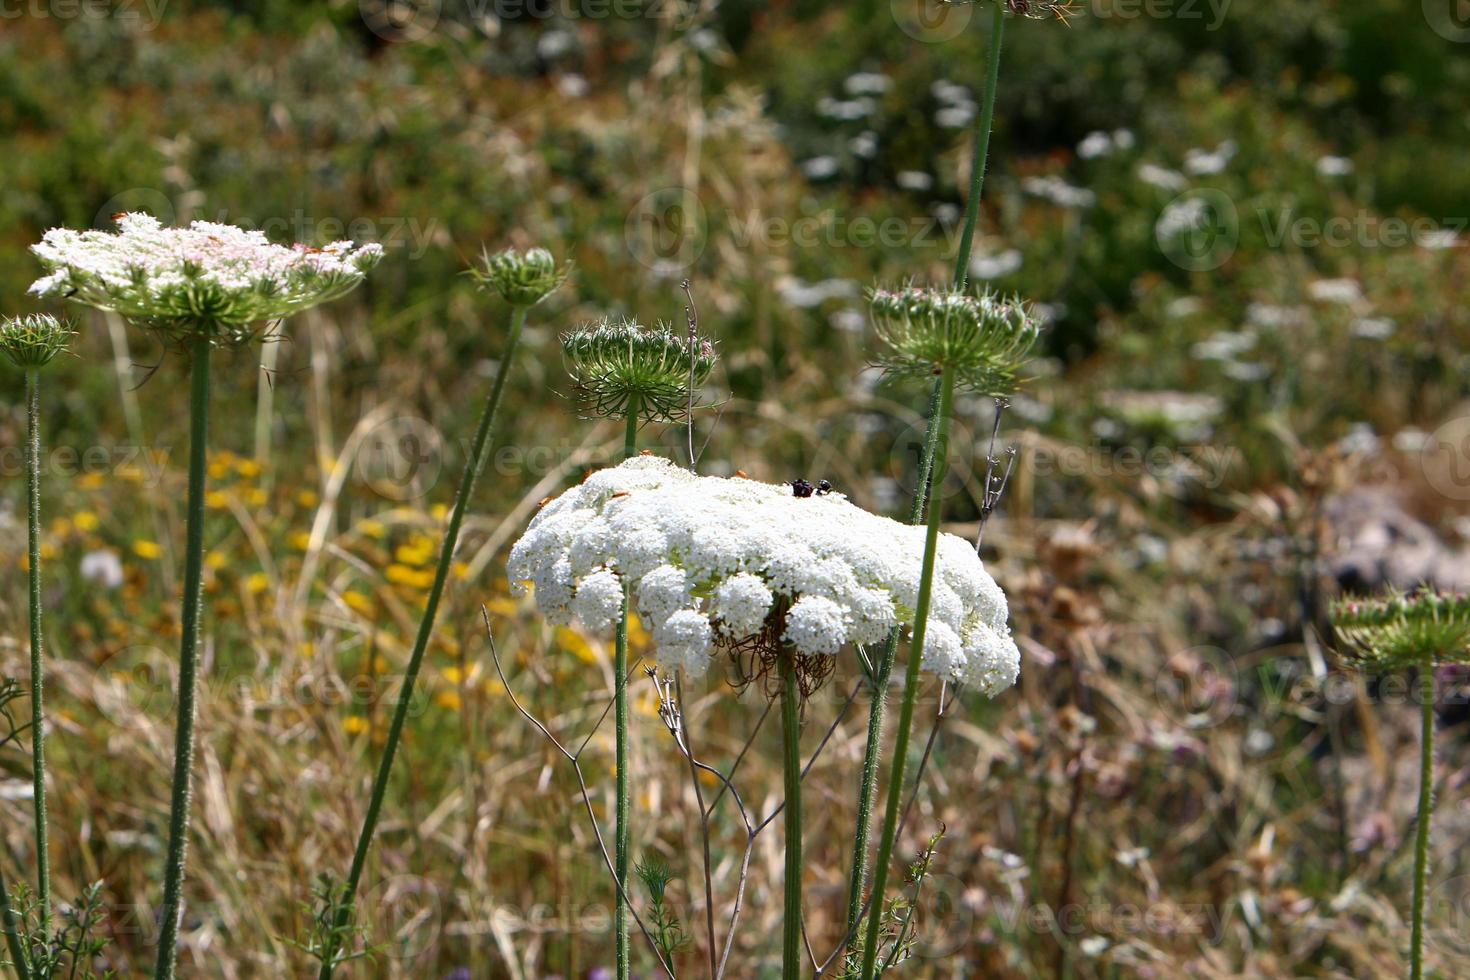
(1316, 155, 1354, 177)
(1021, 176, 1096, 210)
(1184, 140, 1236, 176)
(844, 71, 891, 95)
(80, 549, 125, 590)
(1136, 163, 1188, 191)
(1308, 278, 1363, 306)
(801, 156, 841, 180)
(1077, 131, 1113, 160)
(508, 456, 1019, 691)
(1417, 228, 1460, 250)
(29, 212, 382, 344)
(968, 248, 1023, 280)
(895, 170, 934, 192)
(1352, 317, 1395, 339)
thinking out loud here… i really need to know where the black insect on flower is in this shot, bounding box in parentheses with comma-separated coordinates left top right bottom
(816, 480, 833, 496)
(791, 479, 815, 498)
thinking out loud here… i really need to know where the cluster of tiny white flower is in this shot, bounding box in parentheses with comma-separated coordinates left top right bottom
(29, 212, 383, 330)
(508, 456, 1020, 693)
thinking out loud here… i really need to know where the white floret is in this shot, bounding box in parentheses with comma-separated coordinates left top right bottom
(712, 573, 775, 637)
(784, 595, 849, 656)
(653, 610, 715, 676)
(572, 568, 624, 632)
(637, 565, 693, 626)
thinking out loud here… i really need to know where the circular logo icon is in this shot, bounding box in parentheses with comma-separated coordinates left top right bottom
(1155, 188, 1238, 272)
(1424, 0, 1470, 42)
(93, 188, 176, 230)
(625, 187, 708, 273)
(883, 414, 981, 507)
(357, 874, 442, 962)
(1428, 874, 1470, 959)
(1422, 416, 1470, 502)
(891, 0, 974, 42)
(356, 416, 444, 502)
(359, 0, 441, 43)
(93, 645, 176, 732)
(1152, 645, 1237, 729)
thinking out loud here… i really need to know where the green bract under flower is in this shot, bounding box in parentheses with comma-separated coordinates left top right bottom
(0, 314, 73, 369)
(470, 246, 569, 307)
(29, 213, 382, 346)
(562, 317, 717, 422)
(1331, 589, 1470, 671)
(870, 284, 1038, 395)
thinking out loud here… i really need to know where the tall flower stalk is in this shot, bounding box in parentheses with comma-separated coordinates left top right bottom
(560, 316, 715, 978)
(779, 645, 804, 974)
(317, 247, 567, 978)
(1, 314, 72, 943)
(28, 213, 381, 979)
(857, 284, 1037, 979)
(843, 2, 1007, 956)
(1332, 589, 1470, 980)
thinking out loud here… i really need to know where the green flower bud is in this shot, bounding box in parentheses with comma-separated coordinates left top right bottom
(1331, 588, 1470, 672)
(471, 246, 569, 307)
(0, 314, 73, 369)
(562, 316, 717, 422)
(870, 284, 1039, 396)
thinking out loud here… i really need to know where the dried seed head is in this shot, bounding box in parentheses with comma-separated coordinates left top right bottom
(1331, 588, 1470, 672)
(0, 314, 73, 369)
(870, 283, 1039, 395)
(470, 246, 569, 307)
(561, 316, 717, 422)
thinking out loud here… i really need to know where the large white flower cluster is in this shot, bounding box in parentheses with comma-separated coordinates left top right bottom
(508, 456, 1020, 694)
(29, 212, 382, 331)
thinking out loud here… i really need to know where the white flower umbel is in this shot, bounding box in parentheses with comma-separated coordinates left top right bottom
(29, 212, 382, 345)
(509, 456, 1019, 693)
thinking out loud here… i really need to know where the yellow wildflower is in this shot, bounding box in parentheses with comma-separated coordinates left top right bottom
(74, 511, 99, 533)
(342, 590, 376, 617)
(386, 564, 435, 589)
(343, 716, 370, 735)
(133, 540, 162, 560)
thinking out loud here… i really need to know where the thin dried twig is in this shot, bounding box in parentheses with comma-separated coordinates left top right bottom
(976, 397, 1017, 551)
(481, 609, 677, 979)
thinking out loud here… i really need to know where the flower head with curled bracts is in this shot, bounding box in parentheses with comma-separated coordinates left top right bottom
(470, 246, 569, 307)
(28, 213, 382, 347)
(561, 317, 717, 422)
(1331, 588, 1470, 672)
(508, 456, 1019, 696)
(0, 314, 73, 369)
(870, 283, 1039, 396)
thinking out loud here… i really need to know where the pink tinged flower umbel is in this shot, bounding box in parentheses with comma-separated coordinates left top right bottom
(29, 212, 382, 345)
